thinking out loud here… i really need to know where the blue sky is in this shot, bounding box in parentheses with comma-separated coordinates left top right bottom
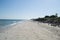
(0, 0, 60, 19)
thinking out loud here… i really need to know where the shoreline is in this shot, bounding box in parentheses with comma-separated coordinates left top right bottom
(0, 21, 25, 33)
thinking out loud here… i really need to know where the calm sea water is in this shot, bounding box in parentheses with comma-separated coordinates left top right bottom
(0, 19, 23, 30)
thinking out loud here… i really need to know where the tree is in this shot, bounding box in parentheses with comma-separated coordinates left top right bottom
(49, 15, 57, 18)
(55, 13, 58, 17)
(44, 15, 50, 18)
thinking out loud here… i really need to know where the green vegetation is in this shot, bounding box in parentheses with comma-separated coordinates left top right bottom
(33, 13, 60, 27)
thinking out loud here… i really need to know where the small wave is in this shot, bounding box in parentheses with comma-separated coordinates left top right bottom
(0, 21, 24, 30)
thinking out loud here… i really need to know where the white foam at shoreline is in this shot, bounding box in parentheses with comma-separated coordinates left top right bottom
(0, 21, 24, 32)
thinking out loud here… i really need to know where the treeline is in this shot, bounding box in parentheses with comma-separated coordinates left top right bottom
(33, 13, 60, 27)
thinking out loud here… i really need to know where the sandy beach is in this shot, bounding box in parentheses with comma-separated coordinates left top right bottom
(0, 20, 60, 40)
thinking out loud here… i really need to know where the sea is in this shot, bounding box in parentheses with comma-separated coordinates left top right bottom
(0, 19, 24, 31)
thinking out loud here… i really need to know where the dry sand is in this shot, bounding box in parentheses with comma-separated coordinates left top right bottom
(0, 20, 60, 40)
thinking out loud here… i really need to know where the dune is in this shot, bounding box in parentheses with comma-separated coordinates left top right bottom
(0, 20, 60, 40)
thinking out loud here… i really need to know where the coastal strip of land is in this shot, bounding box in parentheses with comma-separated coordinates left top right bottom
(0, 20, 60, 40)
